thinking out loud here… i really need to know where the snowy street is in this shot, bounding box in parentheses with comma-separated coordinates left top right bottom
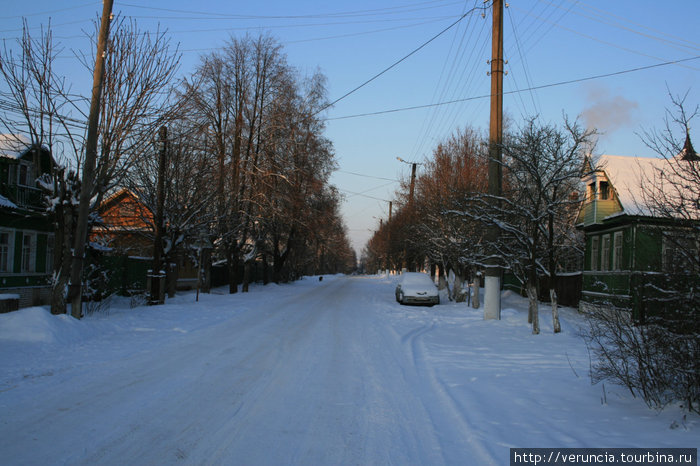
(0, 275, 697, 465)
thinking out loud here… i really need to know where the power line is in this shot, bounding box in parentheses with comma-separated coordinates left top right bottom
(511, 3, 700, 72)
(338, 189, 391, 203)
(545, 0, 700, 53)
(326, 55, 700, 121)
(117, 1, 464, 20)
(315, 3, 490, 116)
(409, 0, 486, 163)
(506, 6, 540, 116)
(337, 170, 399, 182)
(1, 2, 97, 19)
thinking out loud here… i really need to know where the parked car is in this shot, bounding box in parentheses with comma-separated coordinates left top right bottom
(395, 272, 439, 306)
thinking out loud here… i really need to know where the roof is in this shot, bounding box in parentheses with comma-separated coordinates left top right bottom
(596, 153, 699, 218)
(0, 194, 18, 209)
(0, 134, 31, 159)
(595, 155, 662, 216)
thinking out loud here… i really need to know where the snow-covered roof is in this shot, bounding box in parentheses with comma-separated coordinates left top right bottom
(595, 155, 662, 216)
(0, 134, 31, 160)
(596, 153, 698, 218)
(0, 194, 18, 210)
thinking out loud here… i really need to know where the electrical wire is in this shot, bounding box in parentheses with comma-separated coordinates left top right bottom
(506, 6, 540, 116)
(314, 3, 489, 117)
(117, 1, 465, 20)
(510, 3, 700, 72)
(409, 0, 485, 162)
(543, 0, 700, 53)
(1, 2, 97, 19)
(337, 170, 400, 182)
(325, 55, 700, 121)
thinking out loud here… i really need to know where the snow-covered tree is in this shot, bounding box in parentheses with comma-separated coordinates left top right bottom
(463, 116, 594, 333)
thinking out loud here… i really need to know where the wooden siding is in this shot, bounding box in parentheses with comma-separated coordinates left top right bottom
(579, 199, 622, 225)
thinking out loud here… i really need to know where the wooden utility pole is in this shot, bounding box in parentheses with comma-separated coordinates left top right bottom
(387, 200, 392, 274)
(403, 161, 417, 271)
(409, 162, 417, 207)
(149, 125, 168, 305)
(484, 0, 504, 320)
(68, 0, 114, 319)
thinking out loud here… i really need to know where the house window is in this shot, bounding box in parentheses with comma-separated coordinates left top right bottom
(590, 236, 599, 271)
(587, 183, 595, 201)
(601, 234, 611, 271)
(18, 163, 33, 186)
(21, 232, 36, 273)
(0, 231, 12, 272)
(46, 234, 55, 273)
(599, 181, 610, 200)
(613, 231, 623, 271)
(662, 231, 699, 274)
(8, 165, 17, 186)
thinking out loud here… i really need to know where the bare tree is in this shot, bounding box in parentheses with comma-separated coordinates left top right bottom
(124, 120, 217, 294)
(0, 14, 181, 315)
(638, 89, 700, 270)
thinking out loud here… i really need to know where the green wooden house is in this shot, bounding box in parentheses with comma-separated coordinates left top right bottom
(0, 134, 56, 308)
(577, 142, 699, 320)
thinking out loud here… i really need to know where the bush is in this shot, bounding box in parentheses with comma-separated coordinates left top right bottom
(581, 304, 699, 413)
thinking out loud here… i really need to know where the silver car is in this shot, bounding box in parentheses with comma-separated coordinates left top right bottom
(395, 272, 440, 306)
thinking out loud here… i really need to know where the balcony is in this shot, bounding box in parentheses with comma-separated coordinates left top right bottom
(0, 184, 44, 210)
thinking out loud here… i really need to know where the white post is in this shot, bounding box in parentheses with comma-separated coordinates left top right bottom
(484, 276, 501, 319)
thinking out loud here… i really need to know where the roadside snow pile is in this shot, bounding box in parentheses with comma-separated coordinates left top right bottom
(0, 307, 86, 344)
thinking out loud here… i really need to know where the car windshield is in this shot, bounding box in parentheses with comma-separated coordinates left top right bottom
(401, 273, 434, 287)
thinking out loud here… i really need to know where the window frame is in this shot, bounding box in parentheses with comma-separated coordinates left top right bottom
(20, 232, 36, 273)
(613, 231, 623, 271)
(590, 236, 600, 271)
(601, 234, 611, 271)
(0, 229, 14, 273)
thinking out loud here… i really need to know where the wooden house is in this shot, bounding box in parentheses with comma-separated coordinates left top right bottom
(93, 188, 154, 257)
(577, 140, 699, 319)
(0, 134, 56, 308)
(93, 189, 200, 291)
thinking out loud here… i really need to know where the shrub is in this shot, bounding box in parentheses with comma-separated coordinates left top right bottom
(581, 303, 699, 413)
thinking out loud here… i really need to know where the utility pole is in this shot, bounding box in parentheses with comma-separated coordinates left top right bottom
(397, 157, 418, 271)
(149, 125, 168, 305)
(68, 0, 114, 319)
(387, 200, 392, 274)
(409, 162, 417, 207)
(484, 0, 504, 320)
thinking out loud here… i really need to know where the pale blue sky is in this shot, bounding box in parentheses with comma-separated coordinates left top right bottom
(2, 1, 698, 254)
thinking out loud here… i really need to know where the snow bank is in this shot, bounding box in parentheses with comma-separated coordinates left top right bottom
(0, 307, 86, 344)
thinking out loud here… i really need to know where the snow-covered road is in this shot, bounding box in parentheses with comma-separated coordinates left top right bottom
(0, 275, 697, 465)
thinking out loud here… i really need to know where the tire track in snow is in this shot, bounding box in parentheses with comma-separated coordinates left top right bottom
(402, 316, 500, 465)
